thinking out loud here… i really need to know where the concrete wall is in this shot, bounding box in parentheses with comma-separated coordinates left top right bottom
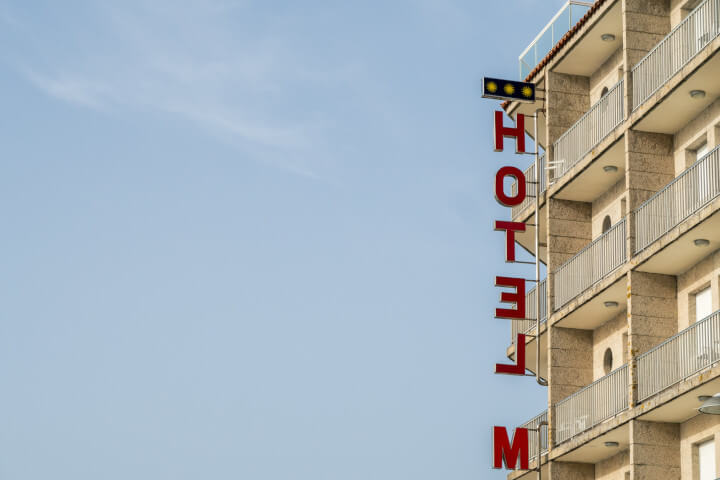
(593, 311, 629, 381)
(548, 461, 595, 479)
(670, 0, 698, 28)
(592, 178, 627, 239)
(546, 71, 591, 145)
(549, 326, 593, 404)
(630, 420, 681, 480)
(628, 271, 677, 358)
(590, 47, 625, 105)
(677, 250, 720, 330)
(596, 449, 630, 480)
(673, 97, 720, 174)
(680, 413, 720, 480)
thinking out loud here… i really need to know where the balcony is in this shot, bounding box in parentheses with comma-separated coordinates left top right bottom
(521, 410, 548, 463)
(554, 218, 626, 310)
(551, 80, 624, 183)
(637, 309, 720, 403)
(511, 279, 547, 344)
(634, 144, 720, 254)
(511, 154, 546, 220)
(631, 0, 720, 111)
(518, 1, 593, 79)
(554, 364, 629, 445)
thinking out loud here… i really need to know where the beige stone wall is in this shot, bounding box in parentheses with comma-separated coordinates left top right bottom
(670, 0, 696, 28)
(628, 271, 677, 356)
(546, 71, 590, 145)
(673, 97, 720, 174)
(630, 420, 681, 479)
(593, 311, 629, 381)
(677, 250, 720, 331)
(590, 48, 625, 105)
(596, 449, 630, 480)
(680, 413, 720, 479)
(592, 178, 627, 239)
(548, 460, 594, 479)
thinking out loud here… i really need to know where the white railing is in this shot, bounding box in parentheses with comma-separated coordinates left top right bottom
(520, 410, 548, 464)
(554, 364, 629, 445)
(554, 219, 626, 309)
(632, 0, 720, 110)
(511, 154, 546, 219)
(637, 309, 720, 402)
(633, 145, 720, 253)
(511, 279, 547, 344)
(518, 1, 593, 79)
(552, 80, 624, 181)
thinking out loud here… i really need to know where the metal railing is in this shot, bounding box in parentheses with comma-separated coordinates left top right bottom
(511, 279, 547, 344)
(520, 410, 548, 463)
(511, 154, 546, 219)
(633, 145, 720, 253)
(518, 1, 593, 79)
(637, 309, 720, 402)
(554, 364, 629, 445)
(552, 80, 624, 181)
(554, 219, 626, 309)
(632, 0, 720, 110)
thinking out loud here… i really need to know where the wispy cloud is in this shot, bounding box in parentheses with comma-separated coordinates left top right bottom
(6, 0, 366, 180)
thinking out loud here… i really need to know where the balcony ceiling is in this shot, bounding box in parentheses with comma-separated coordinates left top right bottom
(553, 2, 622, 77)
(554, 138, 625, 202)
(636, 209, 720, 275)
(557, 422, 629, 463)
(635, 50, 720, 134)
(555, 277, 625, 330)
(640, 376, 720, 423)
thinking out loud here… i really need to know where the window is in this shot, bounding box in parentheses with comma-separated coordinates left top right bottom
(603, 348, 613, 375)
(602, 215, 612, 234)
(696, 287, 712, 322)
(698, 439, 716, 480)
(601, 86, 609, 97)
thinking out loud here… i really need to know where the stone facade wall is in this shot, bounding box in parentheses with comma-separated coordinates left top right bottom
(592, 178, 627, 239)
(593, 311, 629, 381)
(677, 250, 720, 330)
(590, 47, 625, 105)
(680, 413, 720, 479)
(596, 449, 630, 480)
(630, 420, 681, 480)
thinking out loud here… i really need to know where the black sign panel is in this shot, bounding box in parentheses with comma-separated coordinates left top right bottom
(482, 77, 536, 103)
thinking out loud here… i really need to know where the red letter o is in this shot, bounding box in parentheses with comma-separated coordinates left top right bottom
(495, 166, 526, 207)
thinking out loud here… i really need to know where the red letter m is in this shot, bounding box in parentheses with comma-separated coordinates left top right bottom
(493, 426, 529, 470)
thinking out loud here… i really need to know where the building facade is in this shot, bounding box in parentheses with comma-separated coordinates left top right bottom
(503, 0, 720, 478)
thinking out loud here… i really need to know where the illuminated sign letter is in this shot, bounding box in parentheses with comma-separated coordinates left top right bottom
(495, 334, 526, 375)
(494, 221, 526, 262)
(495, 276, 525, 319)
(495, 166, 526, 207)
(493, 426, 529, 470)
(494, 111, 526, 153)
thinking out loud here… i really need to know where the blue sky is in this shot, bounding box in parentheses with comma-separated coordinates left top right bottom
(0, 1, 568, 478)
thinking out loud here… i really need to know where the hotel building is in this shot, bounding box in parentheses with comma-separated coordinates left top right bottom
(503, 0, 720, 478)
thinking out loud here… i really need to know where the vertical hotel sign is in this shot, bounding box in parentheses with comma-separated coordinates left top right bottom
(482, 77, 545, 472)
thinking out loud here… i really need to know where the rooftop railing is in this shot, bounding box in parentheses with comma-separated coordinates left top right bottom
(631, 0, 720, 110)
(554, 218, 626, 309)
(511, 279, 547, 345)
(552, 80, 624, 181)
(633, 144, 720, 253)
(637, 309, 720, 402)
(554, 364, 628, 445)
(518, 1, 593, 79)
(511, 153, 546, 219)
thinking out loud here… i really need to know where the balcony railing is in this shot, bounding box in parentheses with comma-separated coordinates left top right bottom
(554, 218, 626, 309)
(633, 144, 720, 253)
(552, 80, 624, 181)
(511, 279, 547, 345)
(631, 0, 720, 110)
(554, 364, 629, 445)
(521, 410, 548, 463)
(518, 1, 593, 79)
(511, 154, 546, 219)
(637, 309, 720, 402)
